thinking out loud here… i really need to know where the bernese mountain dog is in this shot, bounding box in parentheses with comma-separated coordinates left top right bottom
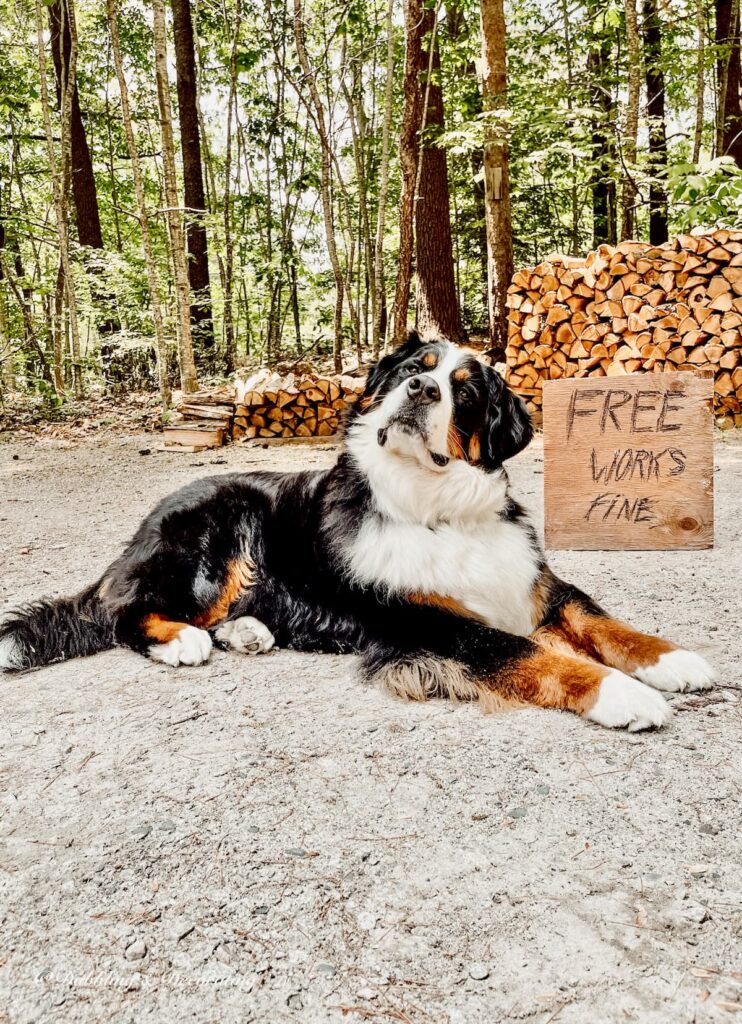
(0, 332, 715, 729)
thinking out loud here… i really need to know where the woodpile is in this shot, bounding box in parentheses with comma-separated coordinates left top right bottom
(505, 229, 742, 429)
(232, 369, 364, 440)
(163, 388, 233, 451)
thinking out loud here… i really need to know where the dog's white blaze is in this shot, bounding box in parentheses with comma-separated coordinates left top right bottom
(634, 649, 716, 692)
(357, 341, 463, 467)
(586, 670, 672, 731)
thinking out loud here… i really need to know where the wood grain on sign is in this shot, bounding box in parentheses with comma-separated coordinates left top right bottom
(543, 371, 714, 550)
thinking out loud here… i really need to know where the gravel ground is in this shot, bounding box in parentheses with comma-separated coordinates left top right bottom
(1, 432, 741, 1024)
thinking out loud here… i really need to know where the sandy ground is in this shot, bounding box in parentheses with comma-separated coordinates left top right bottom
(1, 432, 741, 1024)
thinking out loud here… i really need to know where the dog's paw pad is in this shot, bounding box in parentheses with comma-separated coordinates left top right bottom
(635, 650, 716, 692)
(215, 616, 275, 655)
(586, 671, 672, 731)
(149, 626, 212, 667)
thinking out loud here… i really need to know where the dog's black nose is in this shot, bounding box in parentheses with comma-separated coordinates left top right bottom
(407, 374, 440, 404)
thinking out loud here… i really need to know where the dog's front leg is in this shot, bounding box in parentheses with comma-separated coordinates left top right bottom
(534, 589, 715, 693)
(361, 606, 671, 731)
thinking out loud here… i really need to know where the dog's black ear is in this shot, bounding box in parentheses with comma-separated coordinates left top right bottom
(481, 367, 533, 468)
(364, 330, 424, 394)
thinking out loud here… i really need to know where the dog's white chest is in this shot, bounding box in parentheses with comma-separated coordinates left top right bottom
(346, 515, 540, 636)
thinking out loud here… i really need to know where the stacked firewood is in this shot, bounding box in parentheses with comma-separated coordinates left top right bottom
(233, 370, 365, 440)
(163, 388, 234, 451)
(505, 230, 742, 428)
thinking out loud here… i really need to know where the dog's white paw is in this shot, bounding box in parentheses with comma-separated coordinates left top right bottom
(586, 670, 672, 731)
(215, 616, 275, 655)
(634, 649, 716, 692)
(149, 626, 212, 667)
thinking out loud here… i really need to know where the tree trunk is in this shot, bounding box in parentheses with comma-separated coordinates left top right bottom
(106, 0, 171, 408)
(293, 0, 346, 371)
(222, 12, 241, 375)
(643, 0, 669, 244)
(152, 0, 198, 393)
(391, 0, 423, 347)
(372, 0, 395, 356)
(588, 42, 617, 246)
(479, 0, 513, 355)
(621, 0, 641, 239)
(48, 0, 120, 338)
(694, 0, 706, 162)
(48, 0, 102, 249)
(36, 0, 82, 396)
(171, 0, 214, 356)
(715, 0, 742, 165)
(415, 5, 464, 342)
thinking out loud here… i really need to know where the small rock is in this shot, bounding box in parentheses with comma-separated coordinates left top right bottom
(509, 806, 527, 819)
(132, 825, 152, 840)
(126, 974, 143, 992)
(357, 911, 378, 931)
(535, 784, 550, 795)
(469, 963, 490, 981)
(287, 992, 304, 1010)
(158, 820, 176, 832)
(254, 905, 269, 915)
(689, 864, 711, 877)
(316, 963, 336, 976)
(124, 939, 147, 961)
(287, 847, 308, 858)
(138, 448, 151, 456)
(357, 987, 378, 1000)
(699, 823, 719, 835)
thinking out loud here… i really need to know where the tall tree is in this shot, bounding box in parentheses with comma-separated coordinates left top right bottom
(621, 0, 641, 239)
(715, 0, 742, 166)
(106, 0, 171, 408)
(48, 0, 120, 338)
(693, 0, 706, 162)
(479, 0, 512, 354)
(372, 0, 395, 355)
(153, 0, 198, 393)
(293, 0, 347, 371)
(643, 0, 668, 243)
(47, 0, 102, 251)
(171, 0, 214, 355)
(391, 0, 423, 346)
(587, 34, 617, 246)
(35, 0, 82, 395)
(415, 3, 464, 342)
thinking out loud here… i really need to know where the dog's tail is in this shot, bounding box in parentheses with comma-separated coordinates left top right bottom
(0, 583, 115, 672)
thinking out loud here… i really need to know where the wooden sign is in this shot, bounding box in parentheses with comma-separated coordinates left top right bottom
(543, 371, 714, 550)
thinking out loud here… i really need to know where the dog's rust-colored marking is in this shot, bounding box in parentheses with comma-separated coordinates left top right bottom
(488, 647, 606, 716)
(453, 367, 470, 382)
(535, 600, 675, 675)
(194, 557, 255, 629)
(142, 614, 187, 644)
(407, 590, 485, 622)
(447, 424, 467, 461)
(422, 351, 438, 369)
(467, 431, 482, 464)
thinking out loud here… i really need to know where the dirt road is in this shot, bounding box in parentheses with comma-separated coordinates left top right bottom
(1, 433, 740, 1023)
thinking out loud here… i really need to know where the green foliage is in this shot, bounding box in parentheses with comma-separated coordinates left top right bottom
(669, 158, 742, 230)
(0, 0, 737, 399)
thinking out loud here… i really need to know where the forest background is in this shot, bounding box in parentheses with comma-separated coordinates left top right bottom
(2, 0, 742, 410)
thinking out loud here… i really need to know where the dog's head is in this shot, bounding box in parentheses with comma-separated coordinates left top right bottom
(349, 332, 532, 472)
